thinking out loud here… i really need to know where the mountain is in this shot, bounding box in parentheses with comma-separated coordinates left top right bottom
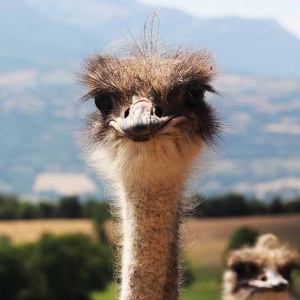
(1, 70, 300, 199)
(0, 0, 103, 71)
(1, 0, 300, 199)
(176, 17, 300, 77)
(1, 0, 300, 77)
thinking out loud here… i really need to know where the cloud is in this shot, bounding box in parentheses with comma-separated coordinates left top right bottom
(33, 173, 98, 196)
(0, 70, 38, 86)
(279, 15, 300, 39)
(264, 122, 300, 135)
(235, 177, 300, 199)
(232, 112, 252, 129)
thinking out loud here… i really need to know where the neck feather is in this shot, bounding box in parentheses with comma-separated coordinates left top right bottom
(89, 137, 203, 299)
(119, 180, 183, 300)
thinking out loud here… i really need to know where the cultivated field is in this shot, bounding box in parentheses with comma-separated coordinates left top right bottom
(182, 214, 300, 266)
(0, 219, 97, 244)
(0, 214, 299, 266)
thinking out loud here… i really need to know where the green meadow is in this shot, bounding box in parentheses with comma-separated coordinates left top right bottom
(92, 266, 300, 300)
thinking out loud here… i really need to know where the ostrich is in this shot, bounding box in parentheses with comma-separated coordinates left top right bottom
(223, 234, 300, 300)
(79, 29, 221, 300)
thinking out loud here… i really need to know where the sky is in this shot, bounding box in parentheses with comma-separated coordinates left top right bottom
(137, 0, 300, 38)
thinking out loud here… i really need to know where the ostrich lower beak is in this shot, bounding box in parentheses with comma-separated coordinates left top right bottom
(108, 99, 187, 142)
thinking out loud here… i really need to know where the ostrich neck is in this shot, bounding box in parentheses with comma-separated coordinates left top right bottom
(120, 178, 183, 300)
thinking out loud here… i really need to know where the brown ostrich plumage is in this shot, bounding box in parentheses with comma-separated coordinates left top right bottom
(79, 21, 221, 300)
(223, 234, 300, 300)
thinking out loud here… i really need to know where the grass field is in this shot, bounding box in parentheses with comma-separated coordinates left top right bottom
(0, 215, 299, 299)
(91, 266, 223, 300)
(91, 267, 300, 300)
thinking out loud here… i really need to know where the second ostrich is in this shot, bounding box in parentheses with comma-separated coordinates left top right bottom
(80, 34, 220, 300)
(223, 234, 299, 300)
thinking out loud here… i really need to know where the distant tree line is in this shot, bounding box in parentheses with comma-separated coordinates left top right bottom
(0, 194, 109, 221)
(193, 193, 300, 218)
(1, 193, 300, 221)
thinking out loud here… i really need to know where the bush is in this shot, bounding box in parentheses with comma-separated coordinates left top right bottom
(17, 202, 39, 219)
(223, 227, 259, 265)
(20, 234, 112, 300)
(58, 196, 82, 218)
(0, 194, 19, 219)
(38, 202, 58, 218)
(248, 199, 268, 215)
(285, 198, 300, 213)
(0, 237, 26, 300)
(269, 197, 284, 214)
(82, 200, 109, 220)
(226, 226, 259, 252)
(0, 233, 111, 300)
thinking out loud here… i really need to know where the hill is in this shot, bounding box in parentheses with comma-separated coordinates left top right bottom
(1, 72, 300, 198)
(1, 1, 300, 76)
(1, 1, 300, 198)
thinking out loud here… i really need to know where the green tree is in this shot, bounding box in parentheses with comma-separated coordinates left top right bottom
(249, 199, 268, 215)
(0, 237, 26, 300)
(38, 202, 58, 218)
(226, 227, 259, 252)
(221, 194, 250, 216)
(269, 197, 284, 214)
(20, 234, 111, 300)
(17, 202, 39, 219)
(82, 199, 109, 220)
(58, 196, 82, 218)
(194, 193, 251, 218)
(284, 197, 300, 213)
(0, 194, 18, 219)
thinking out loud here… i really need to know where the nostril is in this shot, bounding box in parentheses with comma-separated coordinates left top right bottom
(154, 106, 164, 118)
(124, 108, 130, 118)
(261, 275, 267, 281)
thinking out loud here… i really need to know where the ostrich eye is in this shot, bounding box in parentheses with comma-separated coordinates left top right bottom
(184, 88, 205, 109)
(94, 93, 114, 114)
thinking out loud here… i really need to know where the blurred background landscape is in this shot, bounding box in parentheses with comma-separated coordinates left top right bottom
(0, 0, 300, 299)
(1, 0, 300, 199)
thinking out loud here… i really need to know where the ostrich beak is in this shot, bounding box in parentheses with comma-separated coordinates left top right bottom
(109, 98, 187, 142)
(247, 269, 289, 292)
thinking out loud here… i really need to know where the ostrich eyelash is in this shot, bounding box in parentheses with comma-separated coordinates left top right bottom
(81, 90, 121, 102)
(203, 84, 219, 95)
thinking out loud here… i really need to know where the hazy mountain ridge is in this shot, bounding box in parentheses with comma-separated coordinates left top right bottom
(1, 0, 300, 76)
(1, 71, 300, 199)
(204, 74, 300, 199)
(1, 1, 300, 199)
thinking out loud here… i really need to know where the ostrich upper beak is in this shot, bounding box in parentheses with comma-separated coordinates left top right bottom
(108, 98, 187, 142)
(247, 269, 289, 292)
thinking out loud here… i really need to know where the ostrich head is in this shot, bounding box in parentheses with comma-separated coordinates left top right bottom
(79, 38, 220, 186)
(223, 234, 300, 300)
